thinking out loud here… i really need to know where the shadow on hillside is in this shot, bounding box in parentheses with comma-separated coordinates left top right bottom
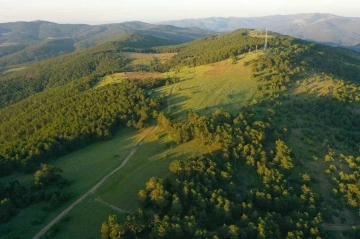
(168, 94, 191, 119)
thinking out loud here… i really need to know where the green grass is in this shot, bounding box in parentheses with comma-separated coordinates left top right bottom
(155, 52, 261, 118)
(49, 128, 210, 239)
(51, 194, 125, 239)
(0, 127, 146, 239)
(97, 128, 211, 212)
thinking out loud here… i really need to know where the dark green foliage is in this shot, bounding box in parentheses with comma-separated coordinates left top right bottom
(272, 98, 360, 153)
(0, 164, 69, 224)
(34, 164, 63, 188)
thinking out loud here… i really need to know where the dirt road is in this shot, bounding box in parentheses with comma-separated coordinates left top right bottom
(32, 126, 158, 239)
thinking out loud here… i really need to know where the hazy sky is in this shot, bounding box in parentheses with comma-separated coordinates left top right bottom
(0, 0, 359, 24)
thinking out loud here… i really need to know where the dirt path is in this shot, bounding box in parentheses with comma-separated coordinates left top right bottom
(322, 223, 360, 231)
(32, 126, 158, 239)
(94, 195, 131, 214)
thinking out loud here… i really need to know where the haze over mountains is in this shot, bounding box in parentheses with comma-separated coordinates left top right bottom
(2, 13, 360, 68)
(161, 13, 360, 51)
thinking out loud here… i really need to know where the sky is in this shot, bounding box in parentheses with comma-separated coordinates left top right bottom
(0, 0, 359, 24)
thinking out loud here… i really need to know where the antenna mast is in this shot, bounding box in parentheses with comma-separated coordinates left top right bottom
(264, 28, 268, 50)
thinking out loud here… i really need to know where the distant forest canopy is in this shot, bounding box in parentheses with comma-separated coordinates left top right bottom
(0, 20, 214, 67)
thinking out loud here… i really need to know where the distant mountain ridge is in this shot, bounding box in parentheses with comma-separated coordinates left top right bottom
(0, 20, 214, 66)
(160, 13, 360, 50)
(0, 20, 212, 46)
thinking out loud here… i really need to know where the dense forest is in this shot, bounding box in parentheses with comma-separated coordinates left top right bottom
(0, 75, 165, 176)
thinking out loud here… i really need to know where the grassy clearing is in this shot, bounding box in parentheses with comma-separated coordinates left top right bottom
(0, 127, 148, 239)
(49, 127, 210, 239)
(155, 52, 261, 117)
(97, 128, 211, 213)
(98, 72, 165, 87)
(123, 52, 176, 65)
(50, 194, 125, 239)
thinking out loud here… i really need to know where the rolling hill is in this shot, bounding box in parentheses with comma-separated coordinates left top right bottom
(0, 29, 360, 239)
(161, 13, 360, 49)
(0, 38, 75, 68)
(0, 33, 177, 108)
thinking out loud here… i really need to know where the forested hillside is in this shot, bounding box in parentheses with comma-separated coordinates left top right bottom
(99, 30, 360, 239)
(0, 38, 75, 68)
(0, 29, 360, 239)
(0, 34, 174, 108)
(154, 29, 266, 69)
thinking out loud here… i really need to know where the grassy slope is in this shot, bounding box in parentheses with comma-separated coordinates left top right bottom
(157, 52, 260, 117)
(54, 128, 210, 239)
(45, 52, 263, 238)
(100, 51, 261, 116)
(42, 53, 262, 239)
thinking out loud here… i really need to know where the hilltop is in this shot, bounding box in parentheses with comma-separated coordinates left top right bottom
(161, 13, 360, 50)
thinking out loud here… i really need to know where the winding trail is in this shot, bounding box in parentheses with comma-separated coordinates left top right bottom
(94, 195, 131, 214)
(32, 126, 158, 239)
